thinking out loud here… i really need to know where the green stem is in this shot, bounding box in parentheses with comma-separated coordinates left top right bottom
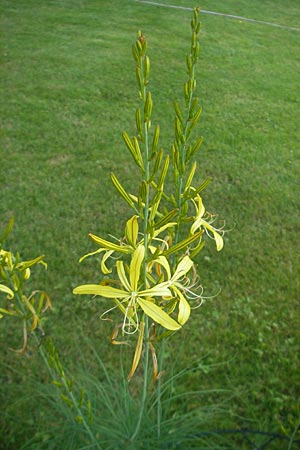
(131, 47, 151, 442)
(130, 316, 149, 442)
(156, 339, 165, 438)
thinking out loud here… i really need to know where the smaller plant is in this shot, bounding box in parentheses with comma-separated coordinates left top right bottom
(0, 217, 51, 353)
(0, 217, 100, 448)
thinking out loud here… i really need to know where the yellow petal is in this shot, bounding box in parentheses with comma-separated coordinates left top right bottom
(79, 248, 106, 263)
(152, 255, 171, 279)
(139, 282, 172, 298)
(153, 222, 177, 238)
(125, 215, 139, 247)
(0, 307, 17, 317)
(73, 284, 128, 298)
(16, 255, 45, 271)
(101, 250, 114, 274)
(89, 233, 132, 254)
(173, 287, 191, 325)
(130, 245, 145, 291)
(116, 260, 131, 291)
(0, 284, 14, 299)
(128, 320, 145, 381)
(190, 194, 205, 235)
(202, 220, 224, 251)
(137, 298, 181, 330)
(172, 256, 194, 282)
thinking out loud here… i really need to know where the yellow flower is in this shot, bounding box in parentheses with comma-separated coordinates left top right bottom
(151, 254, 195, 326)
(73, 244, 181, 333)
(190, 194, 224, 251)
(78, 215, 177, 274)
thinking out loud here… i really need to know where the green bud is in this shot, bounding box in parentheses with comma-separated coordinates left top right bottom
(174, 116, 183, 143)
(157, 156, 169, 191)
(187, 106, 202, 138)
(139, 181, 147, 203)
(188, 178, 211, 199)
(150, 124, 160, 159)
(152, 148, 163, 176)
(133, 137, 144, 170)
(61, 394, 73, 409)
(184, 83, 190, 103)
(149, 191, 163, 222)
(184, 161, 197, 193)
(144, 55, 150, 83)
(171, 144, 179, 171)
(79, 388, 86, 407)
(136, 39, 143, 53)
(144, 92, 153, 120)
(192, 31, 197, 46)
(174, 101, 183, 124)
(132, 44, 139, 63)
(111, 173, 136, 209)
(186, 54, 192, 74)
(186, 135, 203, 161)
(136, 108, 143, 137)
(189, 97, 199, 118)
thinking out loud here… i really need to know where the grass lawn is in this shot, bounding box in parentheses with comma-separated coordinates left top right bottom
(1, 0, 300, 448)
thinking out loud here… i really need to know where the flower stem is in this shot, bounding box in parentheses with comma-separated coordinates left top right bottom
(131, 35, 151, 442)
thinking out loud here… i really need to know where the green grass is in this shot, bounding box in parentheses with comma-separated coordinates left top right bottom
(1, 0, 300, 448)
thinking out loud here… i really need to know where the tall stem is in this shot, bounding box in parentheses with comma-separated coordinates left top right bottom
(131, 40, 151, 442)
(156, 338, 165, 438)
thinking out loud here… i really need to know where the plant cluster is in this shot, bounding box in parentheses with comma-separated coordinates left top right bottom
(73, 8, 224, 382)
